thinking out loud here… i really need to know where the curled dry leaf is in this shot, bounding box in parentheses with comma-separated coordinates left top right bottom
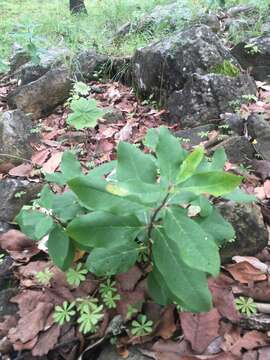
(180, 308, 221, 354)
(8, 163, 33, 177)
(31, 148, 51, 166)
(232, 257, 268, 275)
(0, 230, 40, 262)
(226, 262, 267, 284)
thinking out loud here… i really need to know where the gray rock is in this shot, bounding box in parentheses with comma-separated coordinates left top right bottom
(219, 202, 268, 263)
(0, 179, 42, 222)
(227, 4, 256, 17)
(98, 345, 149, 360)
(13, 47, 70, 85)
(261, 22, 270, 34)
(231, 34, 270, 81)
(211, 136, 254, 164)
(0, 110, 35, 165)
(0, 222, 14, 234)
(114, 3, 219, 39)
(109, 56, 132, 85)
(102, 108, 125, 124)
(132, 25, 239, 104)
(247, 114, 270, 160)
(0, 289, 18, 317)
(7, 68, 72, 119)
(9, 48, 31, 73)
(72, 50, 108, 81)
(175, 124, 217, 145)
(167, 73, 256, 127)
(221, 112, 245, 135)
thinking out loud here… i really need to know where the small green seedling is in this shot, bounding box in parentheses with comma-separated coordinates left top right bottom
(36, 268, 53, 285)
(77, 303, 104, 334)
(14, 191, 27, 199)
(131, 315, 153, 336)
(242, 94, 257, 103)
(66, 263, 88, 287)
(0, 253, 5, 264)
(53, 301, 76, 325)
(244, 43, 261, 55)
(100, 279, 120, 309)
(235, 296, 257, 316)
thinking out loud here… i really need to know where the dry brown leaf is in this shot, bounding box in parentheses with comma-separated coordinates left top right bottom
(0, 230, 40, 262)
(116, 290, 145, 319)
(32, 324, 61, 356)
(232, 257, 268, 274)
(154, 305, 176, 340)
(8, 302, 53, 344)
(230, 331, 269, 356)
(226, 262, 267, 284)
(152, 339, 193, 360)
(264, 180, 270, 198)
(31, 148, 51, 165)
(116, 265, 142, 291)
(180, 309, 221, 353)
(8, 163, 33, 177)
(209, 275, 240, 323)
(42, 151, 63, 174)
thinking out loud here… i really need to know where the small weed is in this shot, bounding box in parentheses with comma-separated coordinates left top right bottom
(211, 60, 240, 77)
(0, 253, 5, 264)
(131, 314, 153, 336)
(36, 268, 53, 285)
(53, 301, 76, 325)
(244, 43, 261, 55)
(235, 296, 257, 316)
(14, 191, 27, 199)
(66, 263, 88, 287)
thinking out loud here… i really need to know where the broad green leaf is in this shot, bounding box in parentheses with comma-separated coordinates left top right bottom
(168, 191, 198, 205)
(196, 208, 235, 246)
(86, 241, 139, 276)
(164, 207, 220, 275)
(224, 188, 256, 202)
(148, 266, 174, 306)
(45, 172, 66, 185)
(47, 225, 74, 270)
(106, 180, 166, 205)
(211, 148, 227, 170)
(86, 161, 116, 180)
(16, 208, 54, 241)
(66, 211, 143, 248)
(143, 128, 159, 150)
(190, 195, 213, 217)
(67, 98, 105, 130)
(60, 151, 82, 181)
(179, 171, 242, 196)
(117, 142, 157, 183)
(152, 229, 212, 312)
(52, 192, 84, 222)
(176, 146, 204, 184)
(37, 185, 55, 209)
(156, 126, 187, 183)
(68, 175, 145, 215)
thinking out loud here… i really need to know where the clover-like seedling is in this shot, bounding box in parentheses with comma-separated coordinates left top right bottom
(235, 297, 257, 316)
(66, 263, 88, 287)
(102, 290, 121, 309)
(131, 315, 153, 337)
(36, 268, 53, 285)
(77, 303, 104, 334)
(53, 301, 76, 326)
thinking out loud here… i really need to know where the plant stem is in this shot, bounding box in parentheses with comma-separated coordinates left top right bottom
(147, 192, 170, 240)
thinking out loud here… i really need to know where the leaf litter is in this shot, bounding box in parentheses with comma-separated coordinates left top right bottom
(2, 80, 270, 359)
